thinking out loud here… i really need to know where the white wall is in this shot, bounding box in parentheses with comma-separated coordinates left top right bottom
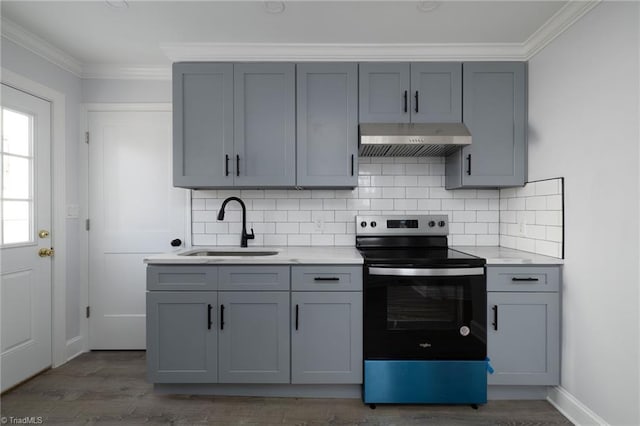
(81, 79, 170, 103)
(1, 38, 84, 353)
(528, 3, 639, 424)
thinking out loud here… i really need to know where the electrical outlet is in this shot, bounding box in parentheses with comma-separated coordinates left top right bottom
(314, 218, 324, 232)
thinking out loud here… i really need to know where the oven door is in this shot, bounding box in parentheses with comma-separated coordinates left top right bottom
(364, 265, 486, 361)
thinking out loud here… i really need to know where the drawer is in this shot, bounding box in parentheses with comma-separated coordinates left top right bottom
(487, 266, 560, 292)
(147, 265, 217, 291)
(218, 266, 290, 291)
(292, 266, 362, 291)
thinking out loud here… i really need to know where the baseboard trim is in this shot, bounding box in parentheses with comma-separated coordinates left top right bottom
(155, 383, 361, 399)
(65, 336, 85, 362)
(547, 386, 609, 425)
(488, 385, 548, 400)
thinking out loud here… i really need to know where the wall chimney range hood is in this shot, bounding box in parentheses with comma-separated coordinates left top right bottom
(359, 123, 471, 157)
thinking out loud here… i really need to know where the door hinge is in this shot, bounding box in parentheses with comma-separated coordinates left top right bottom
(85, 131, 90, 144)
(85, 219, 90, 231)
(86, 306, 90, 318)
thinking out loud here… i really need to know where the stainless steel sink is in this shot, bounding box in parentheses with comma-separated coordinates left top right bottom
(180, 250, 278, 257)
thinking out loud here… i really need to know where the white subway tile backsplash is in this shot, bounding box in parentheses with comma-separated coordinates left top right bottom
(192, 158, 501, 248)
(500, 178, 563, 258)
(477, 235, 500, 246)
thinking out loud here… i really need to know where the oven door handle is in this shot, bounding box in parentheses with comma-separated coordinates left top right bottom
(368, 267, 485, 277)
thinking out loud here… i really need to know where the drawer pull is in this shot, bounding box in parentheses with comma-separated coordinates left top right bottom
(492, 305, 498, 331)
(511, 277, 539, 282)
(295, 304, 299, 330)
(314, 277, 340, 281)
(207, 304, 213, 330)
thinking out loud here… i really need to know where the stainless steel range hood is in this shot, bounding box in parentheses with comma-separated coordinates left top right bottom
(359, 123, 471, 157)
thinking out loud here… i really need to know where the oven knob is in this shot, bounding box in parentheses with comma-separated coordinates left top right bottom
(428, 221, 435, 227)
(438, 221, 446, 227)
(371, 221, 377, 228)
(360, 221, 367, 228)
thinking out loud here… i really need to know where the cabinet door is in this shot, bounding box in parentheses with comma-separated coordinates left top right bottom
(173, 63, 233, 188)
(446, 62, 526, 188)
(146, 292, 218, 383)
(297, 63, 359, 187)
(359, 63, 410, 123)
(410, 63, 462, 123)
(234, 63, 296, 187)
(218, 291, 290, 383)
(291, 292, 363, 384)
(487, 292, 559, 385)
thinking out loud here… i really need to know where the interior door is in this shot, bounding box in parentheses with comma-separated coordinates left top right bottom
(88, 109, 188, 349)
(1, 84, 52, 392)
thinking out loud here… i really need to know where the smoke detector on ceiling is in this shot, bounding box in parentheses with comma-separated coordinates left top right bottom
(417, 1, 440, 13)
(265, 1, 285, 14)
(105, 0, 128, 9)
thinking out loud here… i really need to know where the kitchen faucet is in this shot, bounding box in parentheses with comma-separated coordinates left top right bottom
(217, 196, 255, 248)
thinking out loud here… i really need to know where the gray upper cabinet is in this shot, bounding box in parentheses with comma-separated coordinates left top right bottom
(446, 62, 526, 188)
(146, 291, 218, 383)
(291, 291, 363, 384)
(297, 63, 359, 187)
(218, 291, 290, 383)
(234, 63, 296, 187)
(173, 62, 295, 189)
(359, 62, 462, 124)
(173, 62, 233, 188)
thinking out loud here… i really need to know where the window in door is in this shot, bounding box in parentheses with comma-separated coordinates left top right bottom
(1, 107, 34, 245)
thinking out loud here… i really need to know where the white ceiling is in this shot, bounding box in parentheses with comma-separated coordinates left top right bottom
(0, 1, 598, 78)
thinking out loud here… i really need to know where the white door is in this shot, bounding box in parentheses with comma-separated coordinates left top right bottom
(88, 109, 187, 349)
(1, 84, 52, 392)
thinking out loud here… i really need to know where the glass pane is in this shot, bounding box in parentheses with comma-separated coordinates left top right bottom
(2, 200, 32, 244)
(3, 155, 31, 199)
(2, 109, 31, 156)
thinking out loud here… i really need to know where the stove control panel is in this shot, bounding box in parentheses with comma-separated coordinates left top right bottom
(356, 215, 449, 236)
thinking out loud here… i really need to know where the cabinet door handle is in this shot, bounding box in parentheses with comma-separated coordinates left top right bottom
(414, 91, 419, 113)
(403, 90, 408, 113)
(512, 277, 539, 282)
(236, 155, 240, 177)
(314, 277, 340, 281)
(295, 304, 299, 331)
(492, 305, 498, 331)
(220, 304, 225, 330)
(466, 154, 472, 175)
(207, 304, 213, 330)
(351, 155, 354, 176)
(225, 154, 229, 176)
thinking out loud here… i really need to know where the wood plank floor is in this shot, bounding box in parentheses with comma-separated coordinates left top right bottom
(1, 351, 571, 425)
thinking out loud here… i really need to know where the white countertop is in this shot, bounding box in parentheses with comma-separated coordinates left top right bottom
(452, 246, 564, 265)
(144, 246, 364, 265)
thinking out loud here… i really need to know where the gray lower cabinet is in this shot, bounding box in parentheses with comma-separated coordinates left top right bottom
(147, 264, 363, 387)
(487, 265, 561, 386)
(173, 62, 295, 189)
(146, 291, 218, 383)
(359, 62, 462, 123)
(218, 291, 290, 383)
(296, 63, 359, 187)
(291, 292, 363, 384)
(446, 62, 527, 189)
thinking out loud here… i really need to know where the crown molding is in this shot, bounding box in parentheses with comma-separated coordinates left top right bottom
(523, 0, 601, 60)
(2, 0, 600, 80)
(1, 17, 83, 77)
(82, 65, 171, 80)
(160, 42, 529, 62)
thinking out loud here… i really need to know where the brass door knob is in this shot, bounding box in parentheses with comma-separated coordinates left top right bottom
(38, 248, 55, 257)
(38, 230, 50, 238)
